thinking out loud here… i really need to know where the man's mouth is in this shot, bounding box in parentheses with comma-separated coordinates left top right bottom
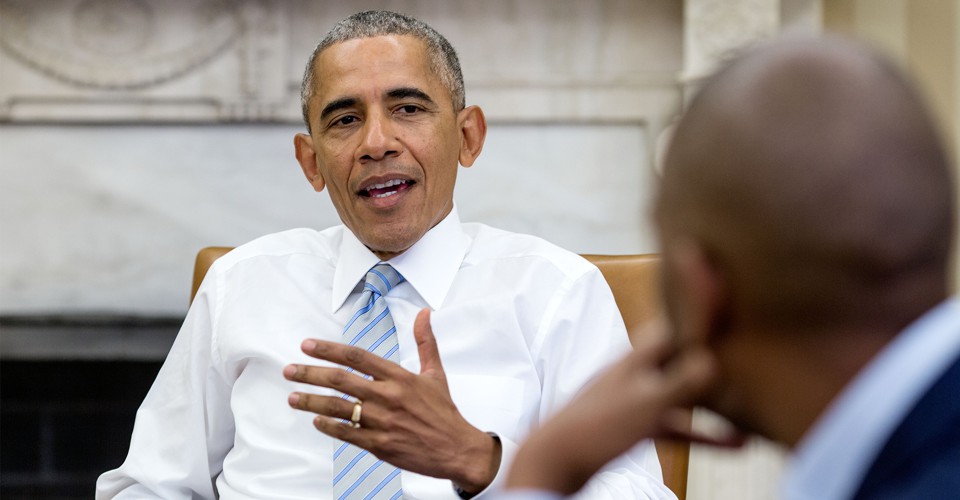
(359, 179, 414, 198)
(358, 179, 414, 198)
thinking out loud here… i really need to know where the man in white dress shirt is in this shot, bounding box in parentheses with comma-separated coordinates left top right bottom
(500, 36, 960, 500)
(96, 10, 673, 500)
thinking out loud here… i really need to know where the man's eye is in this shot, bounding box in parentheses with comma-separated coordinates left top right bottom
(333, 115, 358, 126)
(398, 105, 420, 114)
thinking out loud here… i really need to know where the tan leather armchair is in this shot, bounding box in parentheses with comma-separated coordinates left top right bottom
(190, 248, 689, 499)
(580, 254, 690, 499)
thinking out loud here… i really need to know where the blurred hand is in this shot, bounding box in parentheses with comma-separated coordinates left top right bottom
(505, 324, 739, 494)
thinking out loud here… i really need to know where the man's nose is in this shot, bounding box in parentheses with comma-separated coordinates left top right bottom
(358, 112, 401, 162)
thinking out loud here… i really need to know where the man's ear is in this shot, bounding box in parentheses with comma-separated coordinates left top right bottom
(668, 239, 727, 347)
(457, 105, 487, 167)
(294, 133, 325, 192)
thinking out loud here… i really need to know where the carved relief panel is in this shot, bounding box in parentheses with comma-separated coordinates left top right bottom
(0, 0, 683, 124)
(0, 0, 288, 121)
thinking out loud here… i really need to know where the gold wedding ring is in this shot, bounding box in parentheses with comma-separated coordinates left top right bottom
(350, 401, 363, 429)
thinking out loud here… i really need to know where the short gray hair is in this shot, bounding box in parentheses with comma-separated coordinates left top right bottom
(300, 10, 465, 132)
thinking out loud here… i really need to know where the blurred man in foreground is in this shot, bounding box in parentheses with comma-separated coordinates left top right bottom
(503, 36, 960, 500)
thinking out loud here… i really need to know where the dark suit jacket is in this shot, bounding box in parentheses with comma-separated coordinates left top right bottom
(852, 355, 960, 499)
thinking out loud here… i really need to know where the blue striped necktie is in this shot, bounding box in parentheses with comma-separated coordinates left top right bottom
(334, 263, 405, 500)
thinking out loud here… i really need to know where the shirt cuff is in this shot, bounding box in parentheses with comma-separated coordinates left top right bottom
(461, 431, 518, 499)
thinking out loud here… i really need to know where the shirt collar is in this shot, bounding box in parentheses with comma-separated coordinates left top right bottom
(331, 206, 469, 312)
(781, 298, 960, 500)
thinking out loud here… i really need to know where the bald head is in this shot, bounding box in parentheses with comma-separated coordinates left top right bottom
(658, 36, 955, 332)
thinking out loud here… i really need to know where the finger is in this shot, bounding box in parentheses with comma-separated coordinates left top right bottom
(299, 339, 404, 380)
(657, 409, 747, 448)
(283, 364, 377, 400)
(288, 392, 356, 420)
(625, 326, 675, 367)
(413, 308, 445, 377)
(656, 347, 716, 406)
(660, 406, 749, 448)
(658, 427, 747, 448)
(313, 414, 375, 450)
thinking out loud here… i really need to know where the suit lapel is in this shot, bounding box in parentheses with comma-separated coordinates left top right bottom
(852, 355, 960, 499)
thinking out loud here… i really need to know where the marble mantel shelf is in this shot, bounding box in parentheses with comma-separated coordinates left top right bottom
(0, 315, 181, 360)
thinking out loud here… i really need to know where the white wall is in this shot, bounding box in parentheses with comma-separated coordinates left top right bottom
(0, 122, 654, 314)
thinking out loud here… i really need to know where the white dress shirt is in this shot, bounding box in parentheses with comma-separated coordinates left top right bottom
(781, 298, 960, 500)
(97, 208, 672, 500)
(492, 490, 563, 500)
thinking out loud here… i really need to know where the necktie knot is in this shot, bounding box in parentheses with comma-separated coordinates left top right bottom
(364, 263, 405, 297)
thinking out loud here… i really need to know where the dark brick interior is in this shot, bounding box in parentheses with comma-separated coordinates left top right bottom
(2, 360, 163, 500)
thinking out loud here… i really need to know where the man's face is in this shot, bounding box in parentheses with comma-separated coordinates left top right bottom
(655, 200, 762, 437)
(296, 35, 477, 259)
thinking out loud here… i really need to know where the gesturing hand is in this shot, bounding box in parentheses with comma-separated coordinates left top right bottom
(283, 308, 501, 494)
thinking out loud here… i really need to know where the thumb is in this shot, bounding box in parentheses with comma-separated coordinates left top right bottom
(414, 308, 446, 378)
(659, 346, 717, 407)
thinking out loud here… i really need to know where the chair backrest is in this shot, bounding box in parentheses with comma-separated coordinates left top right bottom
(190, 247, 688, 499)
(581, 254, 690, 500)
(191, 246, 233, 303)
